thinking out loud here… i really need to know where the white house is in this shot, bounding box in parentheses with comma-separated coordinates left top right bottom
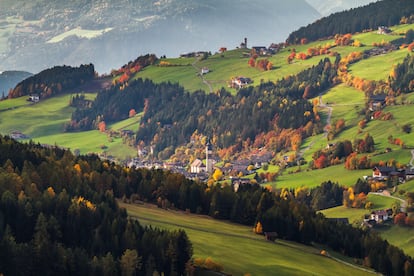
(190, 159, 205, 174)
(201, 67, 209, 75)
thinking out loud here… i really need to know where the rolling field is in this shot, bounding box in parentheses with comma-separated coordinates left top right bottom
(0, 93, 137, 158)
(136, 47, 336, 94)
(321, 193, 399, 224)
(120, 202, 375, 276)
(275, 165, 371, 189)
(349, 49, 410, 81)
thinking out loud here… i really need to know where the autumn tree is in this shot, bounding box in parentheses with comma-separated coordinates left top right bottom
(394, 212, 407, 226)
(212, 168, 223, 182)
(129, 109, 136, 117)
(98, 121, 106, 132)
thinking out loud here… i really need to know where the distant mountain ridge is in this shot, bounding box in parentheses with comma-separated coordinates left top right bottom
(0, 71, 33, 98)
(2, 0, 321, 74)
(306, 0, 378, 16)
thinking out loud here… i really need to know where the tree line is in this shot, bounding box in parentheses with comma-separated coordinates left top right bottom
(8, 64, 95, 99)
(286, 0, 414, 44)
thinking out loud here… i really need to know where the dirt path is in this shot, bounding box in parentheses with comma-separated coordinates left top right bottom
(409, 150, 414, 168)
(369, 192, 407, 212)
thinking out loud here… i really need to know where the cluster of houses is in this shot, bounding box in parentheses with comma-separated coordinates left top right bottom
(377, 26, 392, 35)
(369, 166, 414, 183)
(363, 208, 393, 228)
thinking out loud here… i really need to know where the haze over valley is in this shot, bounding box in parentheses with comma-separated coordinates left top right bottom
(1, 0, 375, 74)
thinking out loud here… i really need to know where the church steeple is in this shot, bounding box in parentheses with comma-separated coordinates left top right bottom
(205, 139, 213, 174)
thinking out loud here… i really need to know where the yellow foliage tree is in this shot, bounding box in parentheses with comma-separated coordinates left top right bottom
(212, 169, 223, 181)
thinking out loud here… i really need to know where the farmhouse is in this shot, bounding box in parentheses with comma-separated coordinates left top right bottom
(377, 26, 391, 34)
(369, 93, 387, 111)
(27, 94, 40, 103)
(370, 209, 392, 222)
(230, 177, 251, 192)
(231, 76, 252, 89)
(201, 67, 209, 75)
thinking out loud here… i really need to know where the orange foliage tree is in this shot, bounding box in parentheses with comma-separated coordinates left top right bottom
(129, 109, 136, 117)
(98, 121, 106, 132)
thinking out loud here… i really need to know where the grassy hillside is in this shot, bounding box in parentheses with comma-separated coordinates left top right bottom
(120, 202, 375, 276)
(0, 93, 138, 159)
(0, 22, 412, 165)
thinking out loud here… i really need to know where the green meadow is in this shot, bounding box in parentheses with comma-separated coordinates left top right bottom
(320, 194, 399, 223)
(378, 225, 414, 257)
(0, 93, 137, 158)
(120, 202, 374, 276)
(275, 165, 371, 189)
(136, 47, 336, 94)
(349, 49, 410, 81)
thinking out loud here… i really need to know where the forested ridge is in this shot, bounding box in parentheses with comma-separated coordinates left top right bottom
(8, 64, 95, 99)
(286, 0, 414, 44)
(67, 57, 338, 158)
(0, 136, 412, 275)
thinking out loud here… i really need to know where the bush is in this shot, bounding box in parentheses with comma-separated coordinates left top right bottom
(402, 124, 412, 134)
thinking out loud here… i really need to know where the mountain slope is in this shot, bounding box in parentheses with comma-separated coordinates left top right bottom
(306, 0, 378, 16)
(0, 0, 320, 73)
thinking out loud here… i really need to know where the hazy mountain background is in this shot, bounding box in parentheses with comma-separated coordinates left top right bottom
(305, 0, 378, 16)
(0, 0, 376, 74)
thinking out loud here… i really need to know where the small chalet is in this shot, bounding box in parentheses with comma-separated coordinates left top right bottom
(231, 76, 252, 89)
(406, 168, 414, 180)
(190, 159, 205, 174)
(372, 166, 395, 179)
(378, 26, 391, 35)
(27, 94, 39, 103)
(201, 67, 209, 75)
(264, 232, 278, 242)
(230, 177, 250, 192)
(369, 93, 387, 111)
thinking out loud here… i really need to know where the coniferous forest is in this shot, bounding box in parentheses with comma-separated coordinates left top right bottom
(66, 57, 338, 157)
(0, 136, 192, 276)
(8, 64, 95, 99)
(286, 0, 414, 44)
(0, 136, 412, 275)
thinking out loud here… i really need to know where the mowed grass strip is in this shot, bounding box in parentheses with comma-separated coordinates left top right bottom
(120, 202, 373, 276)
